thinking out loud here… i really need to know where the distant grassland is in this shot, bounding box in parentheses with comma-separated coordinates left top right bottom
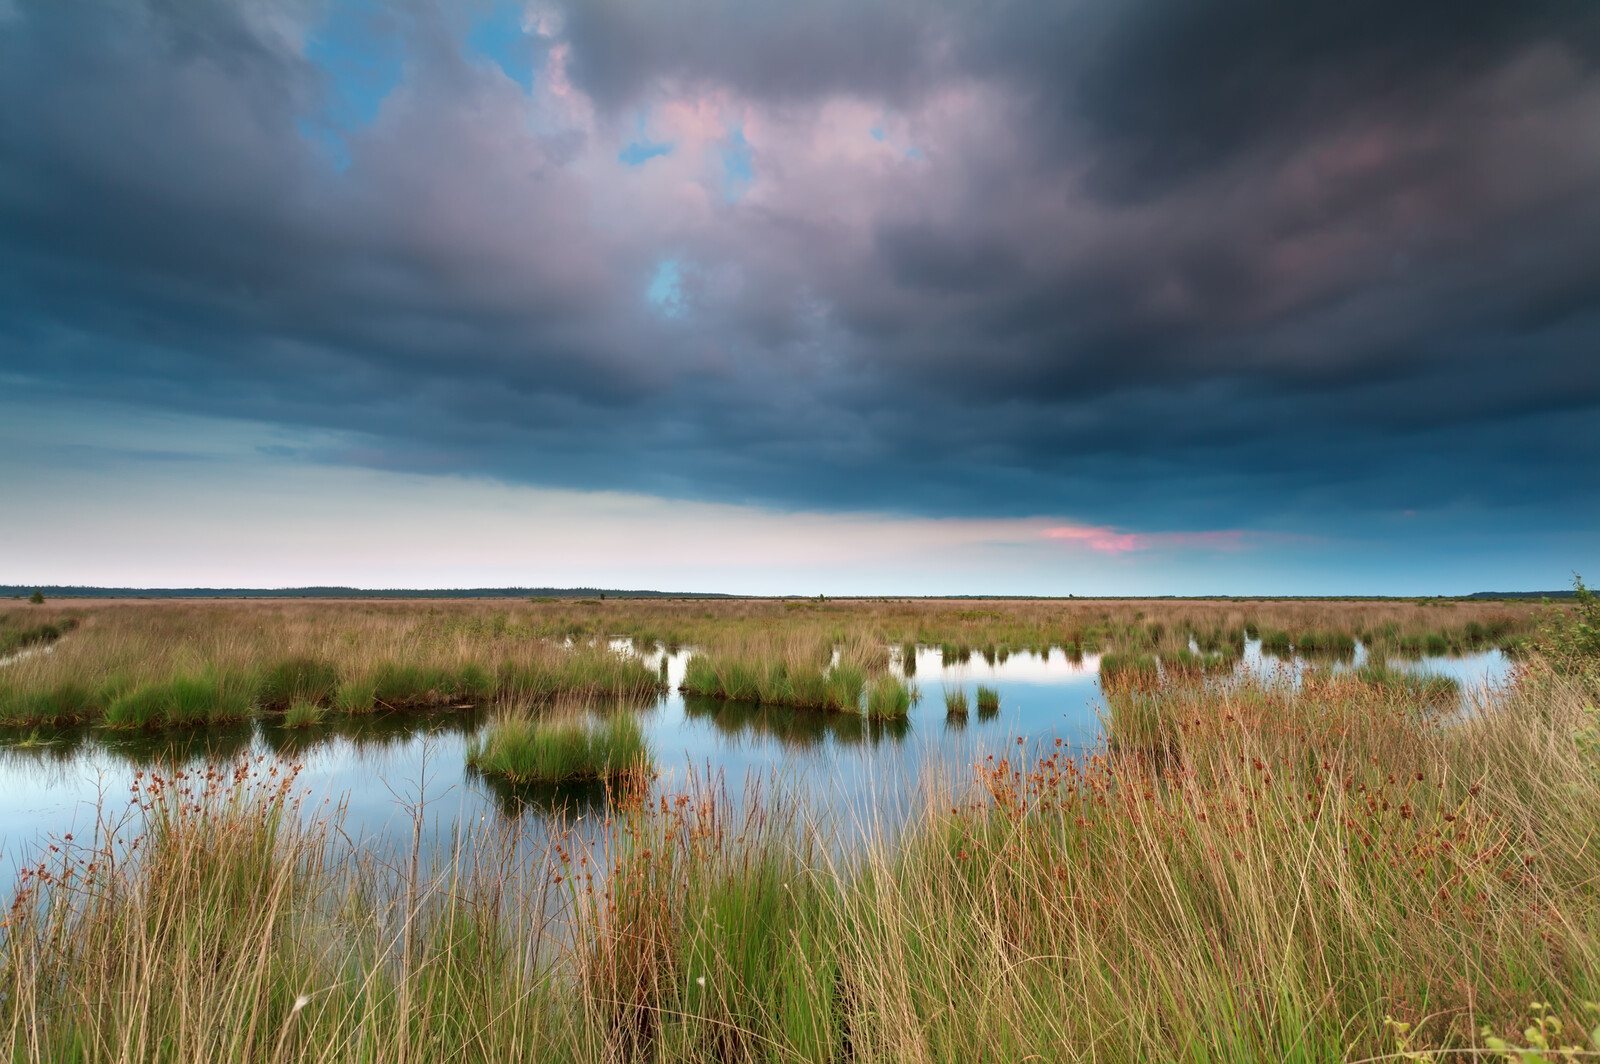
(0, 596, 1543, 730)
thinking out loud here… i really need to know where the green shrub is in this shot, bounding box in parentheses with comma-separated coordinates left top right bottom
(1535, 576, 1600, 679)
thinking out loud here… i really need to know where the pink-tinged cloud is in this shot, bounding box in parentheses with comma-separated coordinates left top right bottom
(1041, 525, 1145, 553)
(1042, 525, 1254, 554)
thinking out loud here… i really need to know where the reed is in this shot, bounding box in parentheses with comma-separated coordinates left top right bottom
(975, 684, 1000, 712)
(943, 686, 969, 715)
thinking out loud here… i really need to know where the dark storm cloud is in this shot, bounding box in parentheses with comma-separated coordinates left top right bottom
(1, 0, 1598, 537)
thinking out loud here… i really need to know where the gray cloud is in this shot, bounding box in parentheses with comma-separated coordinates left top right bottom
(1, 0, 1597, 540)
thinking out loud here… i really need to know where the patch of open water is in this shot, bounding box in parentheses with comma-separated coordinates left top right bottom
(0, 640, 1513, 888)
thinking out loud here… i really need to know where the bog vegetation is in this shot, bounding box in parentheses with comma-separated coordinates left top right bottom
(3, 591, 1596, 1062)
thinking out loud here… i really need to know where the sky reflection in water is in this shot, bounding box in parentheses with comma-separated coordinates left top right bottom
(0, 641, 1513, 888)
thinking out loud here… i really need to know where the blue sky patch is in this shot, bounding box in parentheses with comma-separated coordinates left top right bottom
(303, 0, 405, 130)
(647, 259, 686, 317)
(620, 139, 673, 166)
(466, 1, 538, 92)
(299, 0, 406, 168)
(720, 126, 754, 202)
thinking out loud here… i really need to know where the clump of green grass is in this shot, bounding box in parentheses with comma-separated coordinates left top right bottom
(332, 675, 378, 714)
(975, 685, 1000, 713)
(499, 647, 666, 705)
(283, 700, 325, 728)
(1294, 630, 1357, 658)
(680, 650, 839, 710)
(466, 712, 651, 783)
(865, 675, 914, 718)
(1164, 647, 1204, 678)
(825, 663, 866, 712)
(943, 686, 969, 715)
(103, 671, 256, 730)
(1099, 652, 1158, 690)
(369, 661, 451, 706)
(0, 680, 94, 726)
(1259, 629, 1293, 655)
(900, 641, 917, 677)
(256, 656, 339, 708)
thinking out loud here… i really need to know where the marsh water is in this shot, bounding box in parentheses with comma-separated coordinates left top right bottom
(0, 640, 1513, 887)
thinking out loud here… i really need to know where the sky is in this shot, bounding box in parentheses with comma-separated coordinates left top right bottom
(1, 0, 1597, 595)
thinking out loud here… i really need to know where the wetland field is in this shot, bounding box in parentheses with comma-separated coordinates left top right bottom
(1, 593, 1597, 1062)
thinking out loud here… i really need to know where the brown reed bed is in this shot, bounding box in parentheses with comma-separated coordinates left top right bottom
(0, 599, 665, 729)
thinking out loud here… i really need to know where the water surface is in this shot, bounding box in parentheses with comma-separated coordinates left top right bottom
(0, 640, 1512, 887)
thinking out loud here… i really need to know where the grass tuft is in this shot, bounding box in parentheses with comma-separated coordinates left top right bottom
(466, 712, 651, 783)
(283, 699, 325, 728)
(865, 675, 914, 718)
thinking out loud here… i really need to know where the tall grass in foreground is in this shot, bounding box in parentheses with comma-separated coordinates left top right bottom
(5, 667, 1600, 1061)
(1, 762, 568, 1063)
